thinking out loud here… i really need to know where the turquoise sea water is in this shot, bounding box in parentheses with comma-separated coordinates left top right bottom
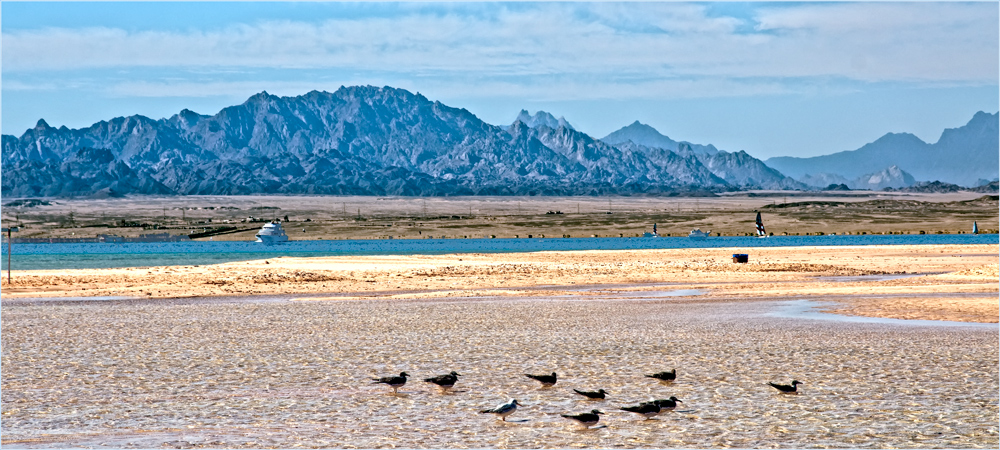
(1, 234, 996, 271)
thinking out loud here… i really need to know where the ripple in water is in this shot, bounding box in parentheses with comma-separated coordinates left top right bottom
(2, 297, 997, 448)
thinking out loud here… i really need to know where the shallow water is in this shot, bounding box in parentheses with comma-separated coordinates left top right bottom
(3, 233, 996, 270)
(2, 296, 997, 448)
(771, 299, 999, 329)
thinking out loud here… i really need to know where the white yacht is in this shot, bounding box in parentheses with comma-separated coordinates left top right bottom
(255, 221, 289, 244)
(689, 228, 710, 240)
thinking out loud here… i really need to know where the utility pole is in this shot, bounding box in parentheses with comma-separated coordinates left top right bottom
(2, 227, 20, 285)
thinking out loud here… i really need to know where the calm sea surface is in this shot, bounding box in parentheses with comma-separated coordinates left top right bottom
(1, 234, 996, 271)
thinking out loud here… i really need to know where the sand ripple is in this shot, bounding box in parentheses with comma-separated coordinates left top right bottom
(2, 297, 997, 448)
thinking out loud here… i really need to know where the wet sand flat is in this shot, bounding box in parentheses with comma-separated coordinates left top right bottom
(1, 294, 997, 448)
(3, 244, 997, 323)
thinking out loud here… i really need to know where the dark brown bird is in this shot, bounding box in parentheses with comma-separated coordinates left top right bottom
(561, 409, 604, 428)
(525, 371, 557, 387)
(371, 372, 409, 394)
(645, 369, 676, 382)
(643, 396, 682, 414)
(573, 388, 607, 399)
(620, 402, 661, 419)
(768, 380, 803, 394)
(423, 371, 461, 390)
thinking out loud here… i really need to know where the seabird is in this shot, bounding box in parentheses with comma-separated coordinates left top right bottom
(768, 380, 803, 394)
(561, 409, 604, 428)
(371, 371, 409, 394)
(573, 388, 608, 400)
(423, 371, 461, 390)
(643, 396, 682, 413)
(481, 399, 521, 421)
(620, 402, 661, 419)
(525, 372, 557, 387)
(645, 369, 676, 382)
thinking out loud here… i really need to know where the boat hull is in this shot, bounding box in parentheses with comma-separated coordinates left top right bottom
(255, 234, 289, 244)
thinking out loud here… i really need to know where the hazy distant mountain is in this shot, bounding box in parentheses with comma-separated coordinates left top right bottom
(851, 165, 916, 190)
(765, 112, 999, 186)
(511, 110, 574, 131)
(2, 86, 787, 197)
(798, 166, 916, 190)
(600, 121, 802, 189)
(698, 150, 807, 190)
(798, 173, 852, 189)
(601, 121, 718, 156)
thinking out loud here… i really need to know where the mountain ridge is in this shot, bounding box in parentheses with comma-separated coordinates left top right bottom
(765, 112, 999, 186)
(3, 85, 991, 197)
(3, 86, 793, 197)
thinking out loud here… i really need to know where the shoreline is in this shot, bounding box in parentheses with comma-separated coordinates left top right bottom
(2, 244, 997, 323)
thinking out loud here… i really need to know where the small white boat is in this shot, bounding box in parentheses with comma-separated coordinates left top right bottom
(643, 223, 660, 238)
(256, 221, 289, 244)
(755, 212, 768, 238)
(689, 228, 710, 240)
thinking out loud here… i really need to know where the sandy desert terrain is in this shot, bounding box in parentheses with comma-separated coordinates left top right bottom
(2, 193, 997, 241)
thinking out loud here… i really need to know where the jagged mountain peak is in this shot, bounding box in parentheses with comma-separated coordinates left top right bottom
(853, 165, 916, 190)
(2, 84, 817, 197)
(512, 110, 574, 130)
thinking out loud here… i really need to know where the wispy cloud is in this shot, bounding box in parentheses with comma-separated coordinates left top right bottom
(4, 2, 995, 89)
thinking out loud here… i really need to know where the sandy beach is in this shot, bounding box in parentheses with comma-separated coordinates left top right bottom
(2, 244, 998, 448)
(3, 244, 997, 323)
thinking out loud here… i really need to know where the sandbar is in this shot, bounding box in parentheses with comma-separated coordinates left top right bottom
(3, 244, 997, 323)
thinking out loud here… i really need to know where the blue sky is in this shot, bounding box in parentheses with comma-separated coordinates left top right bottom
(2, 1, 997, 159)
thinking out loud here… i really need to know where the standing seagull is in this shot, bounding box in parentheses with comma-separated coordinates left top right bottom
(371, 372, 409, 394)
(525, 372, 557, 387)
(620, 401, 661, 419)
(644, 396, 682, 414)
(573, 388, 607, 400)
(561, 409, 604, 428)
(768, 380, 803, 394)
(481, 399, 522, 421)
(645, 369, 676, 383)
(423, 371, 461, 391)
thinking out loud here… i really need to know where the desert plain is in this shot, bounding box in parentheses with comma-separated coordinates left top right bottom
(2, 192, 998, 241)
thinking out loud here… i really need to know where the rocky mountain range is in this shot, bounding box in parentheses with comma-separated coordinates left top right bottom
(800, 165, 917, 191)
(765, 111, 999, 187)
(1, 86, 804, 198)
